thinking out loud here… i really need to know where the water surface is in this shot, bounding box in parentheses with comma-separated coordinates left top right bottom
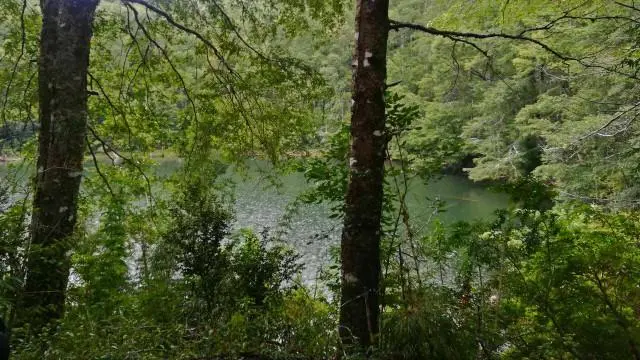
(1, 159, 509, 281)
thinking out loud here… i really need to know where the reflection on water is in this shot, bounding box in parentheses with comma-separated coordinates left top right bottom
(1, 159, 509, 282)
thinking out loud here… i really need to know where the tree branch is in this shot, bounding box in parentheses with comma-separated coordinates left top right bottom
(86, 135, 115, 198)
(88, 71, 132, 142)
(121, 0, 236, 76)
(578, 101, 640, 141)
(87, 125, 154, 205)
(389, 20, 574, 61)
(126, 3, 198, 132)
(615, 1, 640, 13)
(388, 19, 640, 80)
(208, 0, 269, 62)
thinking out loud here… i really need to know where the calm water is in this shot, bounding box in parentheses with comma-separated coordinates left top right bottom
(220, 160, 508, 281)
(0, 159, 509, 281)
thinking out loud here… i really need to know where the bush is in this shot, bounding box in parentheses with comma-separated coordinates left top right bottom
(378, 204, 640, 360)
(11, 181, 338, 359)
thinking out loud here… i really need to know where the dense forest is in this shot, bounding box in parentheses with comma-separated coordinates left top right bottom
(1, 0, 640, 359)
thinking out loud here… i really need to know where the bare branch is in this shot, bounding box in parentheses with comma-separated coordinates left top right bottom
(118, 25, 140, 99)
(564, 14, 640, 25)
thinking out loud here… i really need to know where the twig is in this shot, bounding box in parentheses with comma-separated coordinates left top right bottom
(87, 125, 154, 205)
(88, 71, 133, 142)
(86, 135, 115, 197)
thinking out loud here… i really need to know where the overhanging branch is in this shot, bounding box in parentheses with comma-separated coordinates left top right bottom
(388, 18, 640, 81)
(121, 0, 236, 76)
(389, 19, 576, 62)
(125, 3, 198, 130)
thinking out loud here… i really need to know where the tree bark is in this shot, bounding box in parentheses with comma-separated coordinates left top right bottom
(17, 0, 99, 332)
(339, 0, 389, 351)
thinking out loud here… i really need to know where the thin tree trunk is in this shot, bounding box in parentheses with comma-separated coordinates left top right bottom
(339, 0, 389, 351)
(17, 0, 99, 332)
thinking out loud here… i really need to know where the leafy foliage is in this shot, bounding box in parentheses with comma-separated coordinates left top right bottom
(2, 0, 640, 358)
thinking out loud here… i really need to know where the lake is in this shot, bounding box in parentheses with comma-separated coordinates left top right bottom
(0, 158, 509, 282)
(218, 160, 508, 281)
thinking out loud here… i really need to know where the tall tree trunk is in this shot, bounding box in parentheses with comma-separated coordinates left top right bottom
(17, 0, 99, 332)
(339, 0, 389, 351)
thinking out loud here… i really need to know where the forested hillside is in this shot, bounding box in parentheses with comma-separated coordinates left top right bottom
(302, 0, 640, 205)
(1, 0, 640, 359)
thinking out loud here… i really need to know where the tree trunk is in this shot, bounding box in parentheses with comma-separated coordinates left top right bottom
(18, 0, 99, 332)
(339, 0, 389, 351)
